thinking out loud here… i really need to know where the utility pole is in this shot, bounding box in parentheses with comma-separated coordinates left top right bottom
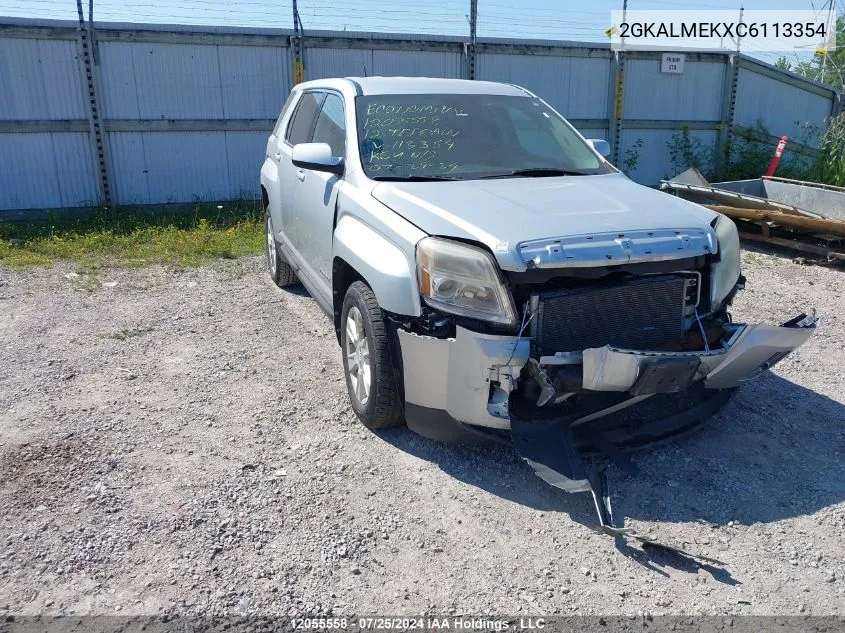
(292, 0, 304, 85)
(621, 0, 627, 45)
(468, 0, 478, 79)
(819, 0, 834, 84)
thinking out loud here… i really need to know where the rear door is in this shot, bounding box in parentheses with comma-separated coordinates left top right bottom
(277, 90, 324, 259)
(290, 91, 347, 291)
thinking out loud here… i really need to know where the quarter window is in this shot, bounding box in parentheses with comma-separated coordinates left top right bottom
(286, 92, 324, 145)
(312, 93, 346, 157)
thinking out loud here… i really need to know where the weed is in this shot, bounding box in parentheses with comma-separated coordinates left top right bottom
(666, 120, 842, 185)
(622, 138, 644, 176)
(808, 112, 845, 187)
(0, 202, 264, 268)
(667, 127, 714, 177)
(741, 250, 781, 267)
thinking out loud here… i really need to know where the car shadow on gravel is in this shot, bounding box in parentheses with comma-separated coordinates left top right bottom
(611, 372, 845, 527)
(280, 284, 311, 297)
(377, 427, 600, 525)
(378, 372, 844, 578)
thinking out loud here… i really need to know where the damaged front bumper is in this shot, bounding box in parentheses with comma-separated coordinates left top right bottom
(397, 313, 816, 561)
(397, 325, 530, 441)
(581, 315, 817, 393)
(396, 313, 817, 443)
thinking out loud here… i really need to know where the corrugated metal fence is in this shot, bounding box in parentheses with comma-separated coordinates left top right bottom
(0, 18, 841, 211)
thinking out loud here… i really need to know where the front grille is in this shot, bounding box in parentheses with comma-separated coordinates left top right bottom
(533, 275, 692, 354)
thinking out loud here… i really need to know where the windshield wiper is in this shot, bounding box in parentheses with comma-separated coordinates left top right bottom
(371, 175, 462, 182)
(478, 168, 591, 179)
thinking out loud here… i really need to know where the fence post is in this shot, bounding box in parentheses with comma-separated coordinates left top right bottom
(716, 53, 740, 178)
(467, 0, 477, 80)
(75, 0, 113, 208)
(291, 0, 304, 85)
(610, 51, 625, 166)
(716, 7, 744, 178)
(832, 89, 843, 118)
(606, 55, 618, 165)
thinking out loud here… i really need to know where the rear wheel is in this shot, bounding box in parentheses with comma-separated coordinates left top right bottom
(341, 281, 404, 429)
(265, 211, 298, 288)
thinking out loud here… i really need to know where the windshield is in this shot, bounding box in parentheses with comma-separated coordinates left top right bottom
(355, 93, 615, 181)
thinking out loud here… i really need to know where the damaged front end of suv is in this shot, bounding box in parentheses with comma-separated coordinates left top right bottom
(393, 213, 816, 545)
(263, 79, 816, 558)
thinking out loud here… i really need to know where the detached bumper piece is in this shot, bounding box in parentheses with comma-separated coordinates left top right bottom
(580, 315, 818, 394)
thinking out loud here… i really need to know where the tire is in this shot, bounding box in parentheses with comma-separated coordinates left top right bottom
(265, 211, 298, 288)
(340, 281, 404, 429)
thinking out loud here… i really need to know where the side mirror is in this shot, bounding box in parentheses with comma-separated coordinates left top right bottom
(586, 138, 611, 158)
(291, 142, 344, 175)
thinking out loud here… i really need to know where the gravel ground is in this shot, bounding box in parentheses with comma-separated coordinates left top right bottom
(0, 251, 843, 618)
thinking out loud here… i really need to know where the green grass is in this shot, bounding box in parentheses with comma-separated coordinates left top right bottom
(0, 202, 265, 269)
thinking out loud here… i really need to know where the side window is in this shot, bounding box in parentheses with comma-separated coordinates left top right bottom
(272, 90, 298, 136)
(311, 93, 346, 157)
(286, 92, 324, 145)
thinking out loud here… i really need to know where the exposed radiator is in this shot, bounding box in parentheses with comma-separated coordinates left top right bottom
(532, 275, 694, 354)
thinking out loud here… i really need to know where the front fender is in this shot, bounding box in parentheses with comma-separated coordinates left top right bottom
(333, 215, 421, 317)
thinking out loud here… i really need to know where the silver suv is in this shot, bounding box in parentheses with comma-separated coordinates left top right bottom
(260, 77, 815, 504)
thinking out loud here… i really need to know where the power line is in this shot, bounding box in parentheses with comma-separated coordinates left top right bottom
(478, 11, 611, 28)
(622, 0, 740, 8)
(479, 0, 619, 15)
(7, 2, 469, 28)
(8, 0, 783, 45)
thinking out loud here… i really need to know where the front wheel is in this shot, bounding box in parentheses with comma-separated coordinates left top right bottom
(340, 281, 404, 429)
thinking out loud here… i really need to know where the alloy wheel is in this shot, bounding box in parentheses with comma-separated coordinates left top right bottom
(266, 218, 277, 276)
(344, 306, 371, 406)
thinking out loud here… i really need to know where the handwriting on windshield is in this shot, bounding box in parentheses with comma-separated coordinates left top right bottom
(365, 104, 468, 116)
(362, 104, 468, 173)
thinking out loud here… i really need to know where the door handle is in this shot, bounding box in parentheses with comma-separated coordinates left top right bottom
(296, 169, 306, 182)
(274, 151, 282, 162)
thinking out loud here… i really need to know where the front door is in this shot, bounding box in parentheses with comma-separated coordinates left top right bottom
(290, 92, 347, 294)
(277, 90, 324, 260)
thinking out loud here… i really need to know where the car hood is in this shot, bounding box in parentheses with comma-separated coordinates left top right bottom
(371, 173, 720, 271)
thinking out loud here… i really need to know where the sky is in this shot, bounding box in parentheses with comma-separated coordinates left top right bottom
(2, 0, 840, 66)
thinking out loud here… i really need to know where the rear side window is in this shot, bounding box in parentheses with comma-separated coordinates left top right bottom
(272, 91, 298, 136)
(311, 93, 346, 157)
(286, 92, 324, 145)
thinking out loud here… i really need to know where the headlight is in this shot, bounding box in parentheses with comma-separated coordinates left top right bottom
(710, 214, 741, 311)
(417, 237, 517, 326)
